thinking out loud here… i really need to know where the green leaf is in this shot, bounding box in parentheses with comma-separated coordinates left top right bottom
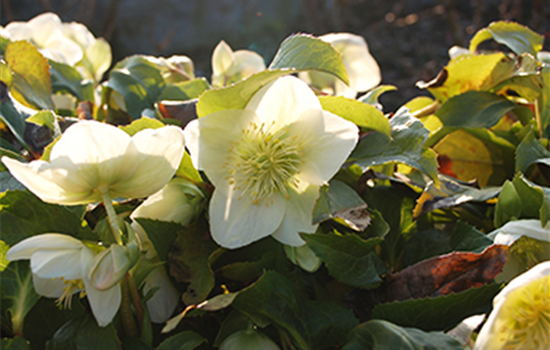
(0, 240, 9, 272)
(538, 67, 550, 138)
(26, 110, 60, 136)
(213, 310, 251, 347)
(49, 60, 94, 102)
(312, 180, 367, 227)
(45, 314, 120, 350)
(134, 219, 182, 262)
(469, 21, 544, 56)
(119, 116, 165, 136)
(158, 78, 210, 101)
(175, 151, 203, 185)
(1, 337, 31, 350)
(196, 69, 293, 117)
(350, 108, 439, 184)
(494, 180, 522, 227)
(107, 56, 165, 119)
(4, 41, 54, 110)
(156, 330, 206, 350)
(303, 232, 387, 288)
(168, 223, 218, 305)
(342, 320, 462, 350)
(435, 91, 516, 128)
(0, 84, 33, 153)
(23, 298, 86, 349)
(319, 95, 391, 137)
(358, 84, 397, 110)
(516, 130, 550, 172)
(269, 34, 348, 85)
(403, 222, 493, 266)
(0, 190, 95, 245)
(371, 283, 501, 332)
(232, 271, 358, 350)
(1, 261, 40, 335)
(1, 60, 14, 87)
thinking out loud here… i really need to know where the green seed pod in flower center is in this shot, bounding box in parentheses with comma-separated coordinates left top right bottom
(225, 122, 303, 205)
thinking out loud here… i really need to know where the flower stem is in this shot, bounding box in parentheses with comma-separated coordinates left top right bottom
(100, 189, 123, 245)
(127, 274, 144, 331)
(121, 274, 139, 338)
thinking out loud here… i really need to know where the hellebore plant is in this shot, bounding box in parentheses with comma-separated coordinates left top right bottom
(184, 76, 359, 248)
(6, 234, 121, 327)
(474, 261, 550, 350)
(211, 40, 266, 87)
(298, 32, 381, 98)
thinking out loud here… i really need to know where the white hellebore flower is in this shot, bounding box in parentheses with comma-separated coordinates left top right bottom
(3, 12, 112, 82)
(489, 219, 550, 283)
(6, 234, 121, 327)
(298, 33, 381, 98)
(474, 261, 550, 350)
(184, 76, 359, 249)
(1, 120, 185, 206)
(211, 40, 266, 87)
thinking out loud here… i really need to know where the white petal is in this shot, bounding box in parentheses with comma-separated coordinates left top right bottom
(212, 40, 234, 76)
(492, 219, 550, 245)
(183, 109, 258, 187)
(81, 248, 121, 327)
(31, 249, 84, 280)
(85, 38, 112, 81)
(4, 22, 34, 41)
(143, 266, 179, 323)
(42, 35, 83, 66)
(1, 156, 98, 205)
(245, 76, 321, 130)
(62, 22, 95, 48)
(111, 126, 185, 199)
(231, 51, 266, 76)
(288, 109, 358, 185)
(7, 234, 84, 261)
(27, 13, 63, 47)
(270, 185, 320, 246)
(209, 188, 285, 249)
(32, 274, 66, 298)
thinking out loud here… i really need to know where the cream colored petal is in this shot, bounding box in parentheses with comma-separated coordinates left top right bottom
(212, 40, 235, 76)
(4, 22, 34, 41)
(32, 274, 67, 298)
(270, 185, 319, 246)
(1, 156, 97, 205)
(183, 109, 258, 187)
(43, 35, 83, 66)
(31, 249, 84, 280)
(81, 248, 122, 327)
(85, 38, 112, 81)
(288, 109, 358, 185)
(6, 233, 84, 261)
(209, 188, 285, 249)
(245, 76, 321, 130)
(27, 12, 64, 47)
(231, 50, 266, 76)
(492, 219, 550, 245)
(111, 126, 185, 199)
(62, 22, 95, 48)
(143, 266, 179, 323)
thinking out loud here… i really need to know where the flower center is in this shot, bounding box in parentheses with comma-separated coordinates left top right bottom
(501, 276, 550, 349)
(56, 278, 86, 309)
(224, 122, 302, 205)
(511, 236, 544, 269)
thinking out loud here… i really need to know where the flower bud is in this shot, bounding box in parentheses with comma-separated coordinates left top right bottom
(131, 177, 205, 227)
(219, 330, 280, 350)
(89, 243, 138, 290)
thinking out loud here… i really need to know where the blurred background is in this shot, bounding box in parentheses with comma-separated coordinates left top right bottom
(1, 0, 549, 111)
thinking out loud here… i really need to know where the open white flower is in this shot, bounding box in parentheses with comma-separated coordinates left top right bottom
(474, 261, 550, 350)
(1, 120, 185, 206)
(3, 12, 111, 82)
(184, 76, 358, 248)
(211, 40, 266, 87)
(298, 33, 381, 98)
(6, 234, 121, 327)
(489, 219, 550, 283)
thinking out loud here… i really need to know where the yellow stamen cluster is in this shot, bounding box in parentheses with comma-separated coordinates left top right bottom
(511, 236, 544, 269)
(499, 275, 550, 349)
(55, 278, 86, 309)
(224, 122, 302, 205)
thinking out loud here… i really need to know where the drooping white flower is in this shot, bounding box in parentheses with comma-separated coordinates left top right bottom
(6, 234, 121, 327)
(1, 120, 185, 206)
(489, 219, 550, 282)
(3, 12, 111, 82)
(184, 76, 358, 249)
(474, 261, 550, 350)
(211, 40, 266, 87)
(298, 33, 381, 98)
